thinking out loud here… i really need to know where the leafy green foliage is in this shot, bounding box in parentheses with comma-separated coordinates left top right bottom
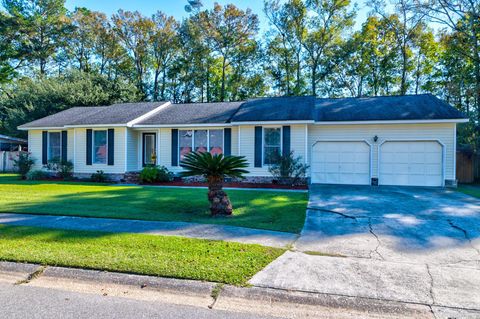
(44, 159, 74, 180)
(180, 152, 249, 179)
(139, 165, 174, 183)
(90, 170, 107, 183)
(268, 151, 309, 185)
(12, 152, 35, 179)
(26, 170, 47, 180)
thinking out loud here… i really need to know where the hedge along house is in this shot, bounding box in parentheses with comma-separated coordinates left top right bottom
(18, 95, 467, 187)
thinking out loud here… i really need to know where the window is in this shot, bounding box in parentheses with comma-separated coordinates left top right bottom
(194, 130, 208, 153)
(179, 130, 193, 161)
(143, 133, 156, 166)
(179, 129, 224, 161)
(264, 127, 281, 165)
(93, 130, 107, 164)
(48, 132, 61, 161)
(209, 130, 223, 155)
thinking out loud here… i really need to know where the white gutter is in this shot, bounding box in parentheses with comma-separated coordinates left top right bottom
(17, 127, 65, 131)
(231, 120, 315, 125)
(314, 119, 469, 125)
(133, 123, 233, 128)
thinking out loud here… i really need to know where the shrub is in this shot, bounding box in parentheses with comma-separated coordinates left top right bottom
(139, 165, 174, 184)
(13, 152, 35, 179)
(91, 170, 107, 183)
(26, 170, 47, 181)
(44, 159, 74, 180)
(268, 151, 309, 185)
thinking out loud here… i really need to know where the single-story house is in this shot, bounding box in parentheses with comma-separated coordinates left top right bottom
(0, 134, 27, 151)
(18, 94, 467, 187)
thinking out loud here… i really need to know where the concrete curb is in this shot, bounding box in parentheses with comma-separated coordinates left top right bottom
(2, 261, 479, 318)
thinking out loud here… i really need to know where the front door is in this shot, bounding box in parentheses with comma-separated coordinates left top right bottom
(143, 133, 157, 166)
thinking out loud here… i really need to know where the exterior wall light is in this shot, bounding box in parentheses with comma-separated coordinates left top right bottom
(373, 135, 378, 143)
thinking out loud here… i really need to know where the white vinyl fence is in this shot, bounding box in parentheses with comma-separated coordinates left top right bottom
(0, 151, 18, 172)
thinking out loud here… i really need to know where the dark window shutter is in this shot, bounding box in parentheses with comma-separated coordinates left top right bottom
(108, 129, 114, 166)
(224, 128, 232, 156)
(254, 126, 262, 167)
(86, 129, 92, 166)
(282, 126, 291, 156)
(61, 131, 68, 162)
(42, 131, 48, 165)
(171, 129, 178, 166)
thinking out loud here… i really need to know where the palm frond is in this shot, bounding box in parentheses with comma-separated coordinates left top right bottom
(179, 152, 249, 178)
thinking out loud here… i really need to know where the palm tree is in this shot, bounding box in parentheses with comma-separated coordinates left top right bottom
(180, 152, 249, 216)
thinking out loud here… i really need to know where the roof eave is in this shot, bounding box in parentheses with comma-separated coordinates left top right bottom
(313, 119, 469, 125)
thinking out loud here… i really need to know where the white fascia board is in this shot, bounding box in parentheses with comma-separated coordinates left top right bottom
(64, 124, 127, 128)
(17, 126, 65, 131)
(126, 102, 172, 127)
(231, 120, 315, 125)
(132, 123, 232, 128)
(314, 119, 469, 125)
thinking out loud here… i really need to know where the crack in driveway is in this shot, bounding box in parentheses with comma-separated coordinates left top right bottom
(447, 219, 480, 257)
(367, 218, 384, 260)
(307, 207, 358, 220)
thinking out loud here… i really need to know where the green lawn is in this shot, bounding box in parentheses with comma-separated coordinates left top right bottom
(0, 225, 284, 285)
(0, 174, 307, 233)
(458, 185, 480, 199)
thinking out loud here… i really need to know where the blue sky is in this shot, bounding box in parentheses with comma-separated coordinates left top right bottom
(65, 0, 371, 32)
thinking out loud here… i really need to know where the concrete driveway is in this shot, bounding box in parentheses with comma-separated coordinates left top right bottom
(250, 185, 480, 317)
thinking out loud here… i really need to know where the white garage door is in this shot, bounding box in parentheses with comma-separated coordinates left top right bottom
(311, 141, 371, 185)
(379, 141, 443, 187)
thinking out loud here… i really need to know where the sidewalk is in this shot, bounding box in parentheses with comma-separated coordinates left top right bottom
(0, 213, 297, 248)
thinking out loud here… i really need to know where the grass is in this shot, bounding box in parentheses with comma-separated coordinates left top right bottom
(458, 185, 480, 199)
(0, 174, 307, 233)
(0, 224, 284, 286)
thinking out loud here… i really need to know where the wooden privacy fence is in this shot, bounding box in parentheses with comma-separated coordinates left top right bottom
(456, 151, 480, 184)
(0, 151, 18, 172)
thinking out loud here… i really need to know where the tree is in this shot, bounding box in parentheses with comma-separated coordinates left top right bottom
(2, 0, 72, 74)
(201, 3, 259, 101)
(112, 10, 154, 98)
(180, 152, 249, 216)
(150, 12, 178, 101)
(0, 70, 140, 137)
(303, 0, 355, 96)
(370, 0, 429, 95)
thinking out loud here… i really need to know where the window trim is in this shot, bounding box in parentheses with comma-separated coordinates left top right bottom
(142, 132, 157, 167)
(92, 129, 108, 165)
(178, 129, 225, 163)
(262, 126, 283, 166)
(47, 131, 62, 162)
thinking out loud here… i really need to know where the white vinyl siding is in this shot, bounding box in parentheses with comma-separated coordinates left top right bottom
(308, 123, 456, 181)
(126, 129, 139, 171)
(74, 127, 126, 174)
(238, 124, 308, 177)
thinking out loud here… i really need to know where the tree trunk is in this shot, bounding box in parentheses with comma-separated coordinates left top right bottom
(207, 176, 232, 216)
(221, 57, 227, 102)
(153, 69, 160, 101)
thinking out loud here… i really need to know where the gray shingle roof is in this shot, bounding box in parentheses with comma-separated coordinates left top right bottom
(231, 96, 315, 122)
(70, 102, 165, 125)
(138, 102, 243, 125)
(314, 94, 465, 122)
(18, 94, 466, 129)
(18, 107, 105, 129)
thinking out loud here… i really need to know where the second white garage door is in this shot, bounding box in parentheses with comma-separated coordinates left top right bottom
(379, 141, 443, 187)
(311, 141, 371, 185)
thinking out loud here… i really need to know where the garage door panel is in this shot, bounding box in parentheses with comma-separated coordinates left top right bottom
(311, 141, 370, 185)
(380, 141, 443, 187)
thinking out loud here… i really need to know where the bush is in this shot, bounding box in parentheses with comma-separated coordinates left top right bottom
(26, 170, 47, 181)
(91, 170, 107, 183)
(13, 152, 35, 179)
(268, 151, 309, 185)
(139, 165, 173, 184)
(44, 159, 74, 180)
